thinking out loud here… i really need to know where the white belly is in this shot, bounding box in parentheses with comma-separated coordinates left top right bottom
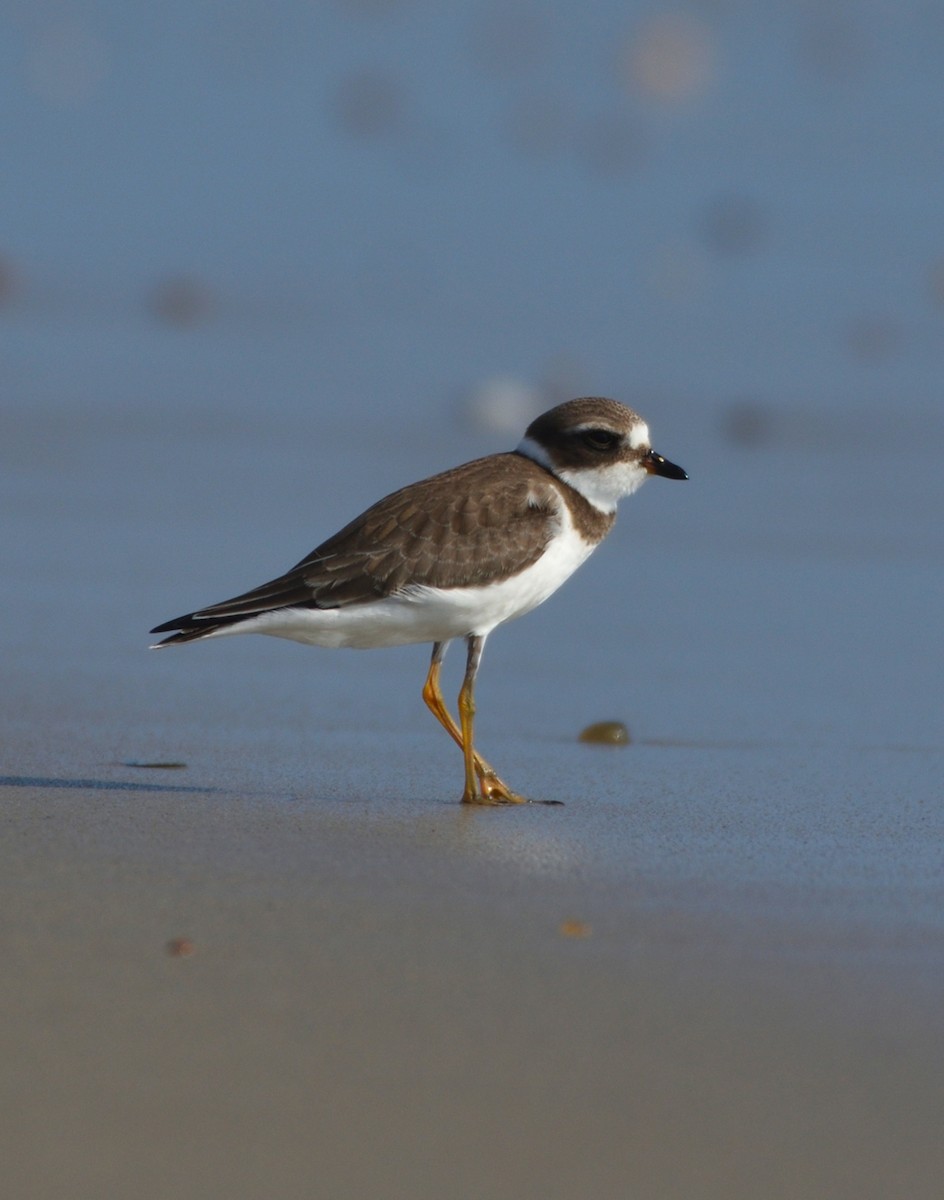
(205, 510, 599, 649)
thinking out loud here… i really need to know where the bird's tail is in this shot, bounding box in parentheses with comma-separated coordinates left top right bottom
(149, 612, 247, 647)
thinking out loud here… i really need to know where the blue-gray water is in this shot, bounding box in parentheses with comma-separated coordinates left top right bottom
(2, 2, 943, 970)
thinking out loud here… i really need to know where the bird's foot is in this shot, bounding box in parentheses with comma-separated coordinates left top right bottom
(478, 769, 564, 806)
(461, 769, 528, 806)
(462, 770, 563, 805)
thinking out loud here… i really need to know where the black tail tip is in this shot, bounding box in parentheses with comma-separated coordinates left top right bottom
(149, 613, 208, 646)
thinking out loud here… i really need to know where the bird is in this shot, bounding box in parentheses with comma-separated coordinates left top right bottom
(151, 397, 687, 805)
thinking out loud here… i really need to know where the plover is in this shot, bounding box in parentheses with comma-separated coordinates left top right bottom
(151, 397, 687, 804)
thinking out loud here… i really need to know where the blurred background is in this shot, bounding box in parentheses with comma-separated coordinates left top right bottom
(2, 0, 942, 761)
(7, 1, 944, 417)
(5, 13, 944, 1195)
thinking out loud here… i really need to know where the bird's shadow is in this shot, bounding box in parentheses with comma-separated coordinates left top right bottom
(0, 774, 217, 795)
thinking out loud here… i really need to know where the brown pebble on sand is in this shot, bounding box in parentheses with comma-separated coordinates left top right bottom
(578, 720, 630, 745)
(126, 761, 188, 770)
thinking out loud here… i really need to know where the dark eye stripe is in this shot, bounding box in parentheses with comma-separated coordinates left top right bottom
(580, 428, 619, 451)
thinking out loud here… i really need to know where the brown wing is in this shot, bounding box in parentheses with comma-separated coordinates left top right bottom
(151, 453, 560, 638)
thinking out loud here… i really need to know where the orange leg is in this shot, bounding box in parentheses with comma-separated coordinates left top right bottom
(422, 640, 527, 805)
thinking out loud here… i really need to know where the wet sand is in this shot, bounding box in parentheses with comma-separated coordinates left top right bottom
(3, 393, 943, 1198)
(3, 738, 943, 1200)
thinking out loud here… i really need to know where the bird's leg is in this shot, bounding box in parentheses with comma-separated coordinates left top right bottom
(422, 642, 526, 804)
(422, 642, 504, 794)
(457, 636, 527, 806)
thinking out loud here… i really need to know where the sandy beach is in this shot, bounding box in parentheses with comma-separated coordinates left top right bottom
(3, 389, 942, 1200)
(3, 728, 943, 1199)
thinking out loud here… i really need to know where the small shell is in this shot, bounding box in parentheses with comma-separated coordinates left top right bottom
(559, 920, 592, 938)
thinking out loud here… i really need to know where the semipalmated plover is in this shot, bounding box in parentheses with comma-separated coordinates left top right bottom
(151, 397, 687, 804)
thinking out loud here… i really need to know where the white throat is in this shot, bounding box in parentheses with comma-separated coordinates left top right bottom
(516, 435, 649, 514)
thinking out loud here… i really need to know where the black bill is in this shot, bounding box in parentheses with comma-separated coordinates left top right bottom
(645, 450, 688, 481)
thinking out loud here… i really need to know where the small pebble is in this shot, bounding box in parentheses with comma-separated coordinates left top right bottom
(166, 938, 196, 958)
(578, 720, 630, 746)
(126, 761, 188, 770)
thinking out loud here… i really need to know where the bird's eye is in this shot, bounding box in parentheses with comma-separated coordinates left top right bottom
(580, 429, 619, 452)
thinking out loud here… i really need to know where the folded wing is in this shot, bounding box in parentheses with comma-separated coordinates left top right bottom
(151, 454, 560, 644)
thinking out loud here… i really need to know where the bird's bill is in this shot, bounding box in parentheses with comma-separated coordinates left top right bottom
(644, 450, 688, 480)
